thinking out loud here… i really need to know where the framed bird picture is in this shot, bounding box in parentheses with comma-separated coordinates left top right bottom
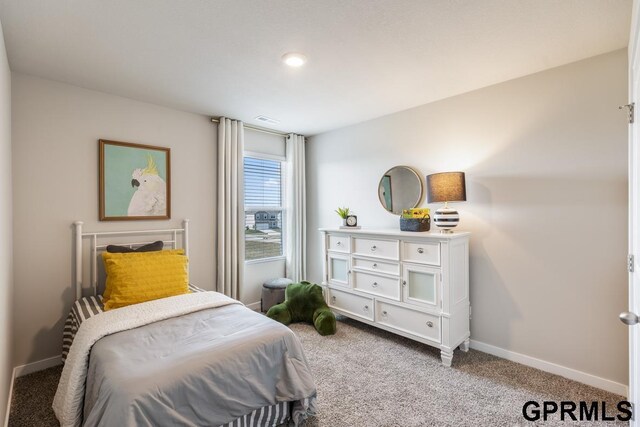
(99, 139, 171, 221)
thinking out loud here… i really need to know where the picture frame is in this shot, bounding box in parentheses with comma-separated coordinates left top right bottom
(99, 139, 171, 221)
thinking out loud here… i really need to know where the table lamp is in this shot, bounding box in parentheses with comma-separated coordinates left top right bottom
(426, 172, 466, 233)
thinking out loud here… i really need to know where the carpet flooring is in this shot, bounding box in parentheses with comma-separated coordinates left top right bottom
(9, 317, 627, 426)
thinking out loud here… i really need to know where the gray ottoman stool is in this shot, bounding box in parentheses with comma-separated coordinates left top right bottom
(261, 278, 293, 312)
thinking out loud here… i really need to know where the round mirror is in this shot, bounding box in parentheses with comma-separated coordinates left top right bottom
(378, 166, 423, 215)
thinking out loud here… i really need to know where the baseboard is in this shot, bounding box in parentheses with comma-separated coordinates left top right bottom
(13, 355, 61, 378)
(469, 340, 628, 396)
(246, 301, 261, 311)
(4, 367, 15, 427)
(4, 355, 62, 426)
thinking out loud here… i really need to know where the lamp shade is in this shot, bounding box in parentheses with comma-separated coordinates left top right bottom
(426, 172, 466, 203)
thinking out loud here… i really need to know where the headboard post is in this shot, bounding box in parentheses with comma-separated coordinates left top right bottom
(74, 221, 83, 300)
(71, 220, 190, 300)
(183, 219, 190, 258)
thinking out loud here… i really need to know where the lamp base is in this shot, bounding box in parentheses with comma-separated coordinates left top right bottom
(433, 206, 460, 232)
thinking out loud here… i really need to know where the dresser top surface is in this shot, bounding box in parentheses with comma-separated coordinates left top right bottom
(319, 228, 470, 240)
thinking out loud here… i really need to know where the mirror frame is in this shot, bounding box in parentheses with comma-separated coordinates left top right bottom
(378, 165, 424, 215)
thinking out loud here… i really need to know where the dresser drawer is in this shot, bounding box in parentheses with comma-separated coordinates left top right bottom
(376, 301, 441, 343)
(353, 237, 399, 260)
(328, 234, 350, 253)
(353, 271, 400, 300)
(352, 257, 400, 276)
(402, 241, 440, 266)
(328, 288, 374, 321)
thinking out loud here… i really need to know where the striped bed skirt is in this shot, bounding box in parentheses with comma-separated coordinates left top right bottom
(221, 401, 291, 427)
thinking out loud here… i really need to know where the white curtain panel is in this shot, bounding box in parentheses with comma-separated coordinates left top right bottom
(217, 118, 244, 299)
(285, 133, 306, 282)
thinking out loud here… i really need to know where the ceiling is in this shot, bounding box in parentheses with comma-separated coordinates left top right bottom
(0, 0, 632, 135)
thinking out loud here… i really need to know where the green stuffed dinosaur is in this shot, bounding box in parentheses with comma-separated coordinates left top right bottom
(266, 281, 336, 336)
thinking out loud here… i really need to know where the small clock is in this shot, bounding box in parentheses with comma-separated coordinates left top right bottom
(345, 215, 358, 227)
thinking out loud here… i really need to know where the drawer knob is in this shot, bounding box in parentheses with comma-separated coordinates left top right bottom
(417, 247, 424, 254)
(331, 296, 336, 302)
(426, 321, 433, 328)
(372, 263, 378, 268)
(364, 305, 369, 311)
(402, 280, 407, 286)
(371, 245, 377, 251)
(372, 282, 378, 287)
(337, 241, 342, 246)
(382, 310, 388, 317)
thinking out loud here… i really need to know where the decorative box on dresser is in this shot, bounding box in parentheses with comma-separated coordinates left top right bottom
(320, 228, 470, 366)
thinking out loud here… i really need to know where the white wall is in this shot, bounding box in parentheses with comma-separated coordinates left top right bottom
(244, 259, 285, 307)
(245, 129, 285, 158)
(243, 129, 286, 306)
(307, 49, 629, 386)
(11, 74, 217, 366)
(0, 18, 12, 423)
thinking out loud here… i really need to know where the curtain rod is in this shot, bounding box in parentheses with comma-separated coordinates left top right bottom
(210, 117, 289, 137)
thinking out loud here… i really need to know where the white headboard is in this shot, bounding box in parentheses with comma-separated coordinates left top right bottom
(73, 219, 190, 300)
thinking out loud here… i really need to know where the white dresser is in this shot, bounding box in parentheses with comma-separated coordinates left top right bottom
(320, 228, 470, 366)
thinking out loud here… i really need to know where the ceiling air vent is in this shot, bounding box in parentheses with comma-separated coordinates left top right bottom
(254, 115, 280, 125)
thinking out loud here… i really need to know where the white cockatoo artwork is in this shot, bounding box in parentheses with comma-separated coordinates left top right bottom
(128, 155, 167, 216)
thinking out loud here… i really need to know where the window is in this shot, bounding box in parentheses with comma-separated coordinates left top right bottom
(244, 156, 284, 261)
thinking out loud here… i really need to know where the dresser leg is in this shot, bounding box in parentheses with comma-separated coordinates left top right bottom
(459, 338, 470, 352)
(440, 349, 453, 367)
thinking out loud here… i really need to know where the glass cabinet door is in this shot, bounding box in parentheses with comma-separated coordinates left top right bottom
(402, 264, 440, 309)
(328, 253, 350, 287)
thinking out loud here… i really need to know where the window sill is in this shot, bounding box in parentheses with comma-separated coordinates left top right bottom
(245, 256, 286, 265)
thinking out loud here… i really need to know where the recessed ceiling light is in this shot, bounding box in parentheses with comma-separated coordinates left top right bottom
(282, 52, 307, 67)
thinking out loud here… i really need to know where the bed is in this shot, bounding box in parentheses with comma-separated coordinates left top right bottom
(53, 220, 317, 427)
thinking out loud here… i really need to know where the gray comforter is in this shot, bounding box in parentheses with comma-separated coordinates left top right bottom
(82, 303, 317, 426)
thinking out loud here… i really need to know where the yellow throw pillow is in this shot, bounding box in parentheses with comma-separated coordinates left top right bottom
(102, 249, 185, 301)
(102, 249, 189, 311)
